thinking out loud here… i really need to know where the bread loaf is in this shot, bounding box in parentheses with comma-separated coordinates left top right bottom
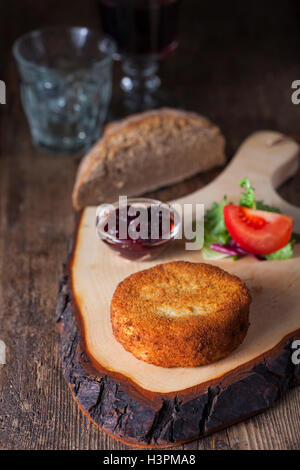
(72, 108, 226, 209)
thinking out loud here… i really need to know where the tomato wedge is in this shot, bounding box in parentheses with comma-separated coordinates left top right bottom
(223, 205, 293, 255)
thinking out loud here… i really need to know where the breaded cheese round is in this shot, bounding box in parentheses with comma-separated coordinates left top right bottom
(111, 261, 251, 368)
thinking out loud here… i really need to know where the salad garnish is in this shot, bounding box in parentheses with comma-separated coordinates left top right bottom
(202, 178, 299, 261)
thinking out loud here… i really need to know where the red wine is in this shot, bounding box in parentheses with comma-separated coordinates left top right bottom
(99, 0, 180, 58)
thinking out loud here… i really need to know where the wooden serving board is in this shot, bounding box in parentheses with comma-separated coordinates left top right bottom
(56, 131, 300, 448)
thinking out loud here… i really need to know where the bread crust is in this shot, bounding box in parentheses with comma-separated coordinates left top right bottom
(72, 108, 226, 209)
(111, 261, 251, 368)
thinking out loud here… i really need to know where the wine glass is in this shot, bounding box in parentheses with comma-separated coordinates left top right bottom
(99, 0, 181, 116)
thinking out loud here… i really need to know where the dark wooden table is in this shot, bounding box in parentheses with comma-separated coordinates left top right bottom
(1, 0, 300, 450)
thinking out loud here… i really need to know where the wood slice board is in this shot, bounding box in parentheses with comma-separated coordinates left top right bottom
(56, 131, 300, 447)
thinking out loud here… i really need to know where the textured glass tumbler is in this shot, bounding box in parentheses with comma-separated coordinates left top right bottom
(13, 27, 115, 154)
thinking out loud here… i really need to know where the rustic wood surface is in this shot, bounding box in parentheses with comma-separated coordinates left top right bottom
(1, 0, 300, 450)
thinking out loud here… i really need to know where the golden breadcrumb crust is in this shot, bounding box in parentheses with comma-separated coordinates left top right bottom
(111, 261, 251, 368)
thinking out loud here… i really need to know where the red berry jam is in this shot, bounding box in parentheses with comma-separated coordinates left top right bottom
(97, 201, 178, 261)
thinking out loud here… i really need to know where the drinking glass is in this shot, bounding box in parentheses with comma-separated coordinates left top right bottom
(99, 0, 181, 115)
(13, 27, 116, 154)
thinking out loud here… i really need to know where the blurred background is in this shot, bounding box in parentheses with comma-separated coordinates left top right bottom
(2, 0, 300, 156)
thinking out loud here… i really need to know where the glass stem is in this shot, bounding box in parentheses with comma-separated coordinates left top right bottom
(120, 57, 161, 94)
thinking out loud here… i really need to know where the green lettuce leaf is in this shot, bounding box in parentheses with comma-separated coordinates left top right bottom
(265, 241, 294, 260)
(239, 178, 281, 213)
(204, 198, 231, 245)
(202, 197, 231, 260)
(255, 201, 281, 213)
(239, 178, 256, 208)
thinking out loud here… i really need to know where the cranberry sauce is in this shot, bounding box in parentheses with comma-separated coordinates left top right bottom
(100, 204, 175, 260)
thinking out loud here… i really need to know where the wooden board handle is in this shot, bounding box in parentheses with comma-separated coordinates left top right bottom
(176, 131, 300, 228)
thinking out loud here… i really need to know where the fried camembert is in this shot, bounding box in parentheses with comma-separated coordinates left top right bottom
(111, 261, 251, 368)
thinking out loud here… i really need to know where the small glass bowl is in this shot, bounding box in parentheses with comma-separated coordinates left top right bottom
(96, 197, 181, 261)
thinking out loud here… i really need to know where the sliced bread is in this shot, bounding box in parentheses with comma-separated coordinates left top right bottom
(72, 108, 226, 209)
